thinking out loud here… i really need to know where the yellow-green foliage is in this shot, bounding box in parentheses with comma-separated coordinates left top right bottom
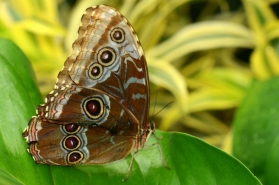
(1, 0, 279, 149)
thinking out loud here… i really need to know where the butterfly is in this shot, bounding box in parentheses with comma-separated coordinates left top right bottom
(22, 4, 166, 180)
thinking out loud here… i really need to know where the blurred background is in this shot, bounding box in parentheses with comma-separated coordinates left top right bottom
(1, 0, 279, 153)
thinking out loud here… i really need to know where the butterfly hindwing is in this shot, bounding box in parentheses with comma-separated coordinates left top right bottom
(25, 116, 135, 165)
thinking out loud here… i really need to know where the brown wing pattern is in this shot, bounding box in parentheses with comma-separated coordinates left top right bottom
(22, 5, 151, 165)
(25, 116, 135, 165)
(39, 5, 149, 126)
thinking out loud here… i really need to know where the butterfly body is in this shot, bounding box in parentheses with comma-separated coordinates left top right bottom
(22, 5, 153, 166)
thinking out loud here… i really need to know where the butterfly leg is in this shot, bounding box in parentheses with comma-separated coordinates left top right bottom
(144, 142, 171, 170)
(122, 151, 137, 181)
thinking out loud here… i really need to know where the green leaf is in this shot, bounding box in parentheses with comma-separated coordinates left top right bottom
(265, 136, 279, 184)
(0, 38, 48, 184)
(0, 38, 261, 184)
(232, 76, 279, 184)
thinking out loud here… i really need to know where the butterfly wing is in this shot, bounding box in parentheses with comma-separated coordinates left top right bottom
(23, 5, 151, 165)
(23, 86, 139, 164)
(24, 116, 135, 165)
(40, 5, 149, 126)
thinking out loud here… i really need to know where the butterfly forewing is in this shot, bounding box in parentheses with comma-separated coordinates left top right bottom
(54, 5, 149, 126)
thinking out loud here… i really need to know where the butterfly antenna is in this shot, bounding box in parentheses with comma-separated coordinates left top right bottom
(150, 101, 174, 123)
